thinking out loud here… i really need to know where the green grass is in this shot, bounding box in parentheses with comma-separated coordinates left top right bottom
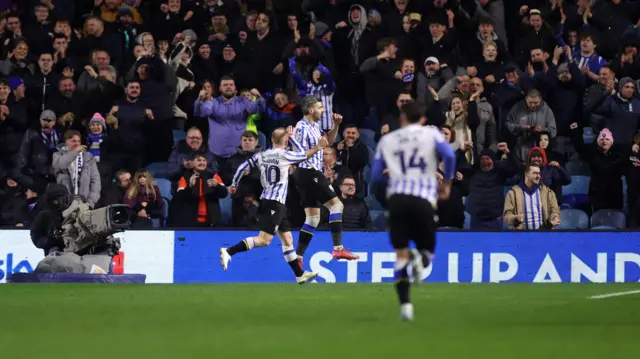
(0, 284, 639, 358)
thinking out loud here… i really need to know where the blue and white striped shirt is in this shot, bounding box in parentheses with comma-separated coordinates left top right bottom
(371, 125, 456, 205)
(522, 186, 544, 230)
(292, 119, 324, 172)
(289, 59, 336, 132)
(231, 148, 307, 204)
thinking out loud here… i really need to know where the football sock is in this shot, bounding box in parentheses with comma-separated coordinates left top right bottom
(394, 258, 411, 304)
(328, 203, 343, 247)
(227, 237, 255, 256)
(283, 247, 304, 277)
(297, 215, 319, 257)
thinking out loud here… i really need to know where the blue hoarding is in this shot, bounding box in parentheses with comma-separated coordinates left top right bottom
(173, 231, 640, 283)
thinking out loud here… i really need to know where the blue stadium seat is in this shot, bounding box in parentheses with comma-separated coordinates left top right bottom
(258, 131, 267, 148)
(438, 226, 459, 230)
(590, 210, 626, 229)
(365, 195, 383, 211)
(219, 195, 233, 226)
(154, 178, 173, 201)
(504, 186, 512, 196)
(358, 128, 376, 149)
(566, 160, 591, 176)
(583, 127, 594, 144)
(173, 130, 186, 143)
(371, 210, 386, 230)
(152, 198, 170, 228)
(591, 225, 617, 230)
(363, 165, 372, 185)
(560, 203, 573, 209)
(562, 175, 590, 207)
(147, 162, 168, 178)
(557, 209, 589, 229)
(464, 212, 471, 230)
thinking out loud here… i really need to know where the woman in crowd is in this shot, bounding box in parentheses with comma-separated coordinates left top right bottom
(123, 169, 164, 228)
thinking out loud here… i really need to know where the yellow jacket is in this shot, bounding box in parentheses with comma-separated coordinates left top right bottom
(503, 184, 560, 230)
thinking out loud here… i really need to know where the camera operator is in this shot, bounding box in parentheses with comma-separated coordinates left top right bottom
(30, 184, 71, 255)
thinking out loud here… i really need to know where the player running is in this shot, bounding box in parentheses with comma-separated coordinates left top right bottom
(291, 95, 359, 264)
(371, 100, 455, 321)
(221, 127, 328, 284)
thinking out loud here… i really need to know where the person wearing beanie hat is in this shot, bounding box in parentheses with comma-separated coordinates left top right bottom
(592, 76, 640, 145)
(8, 77, 24, 91)
(570, 122, 626, 214)
(313, 22, 331, 39)
(87, 113, 106, 163)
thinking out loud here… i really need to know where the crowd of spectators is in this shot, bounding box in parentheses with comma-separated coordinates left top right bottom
(0, 0, 639, 231)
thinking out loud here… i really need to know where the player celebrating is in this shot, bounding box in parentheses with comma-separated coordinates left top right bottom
(291, 95, 359, 263)
(371, 100, 455, 321)
(221, 127, 328, 284)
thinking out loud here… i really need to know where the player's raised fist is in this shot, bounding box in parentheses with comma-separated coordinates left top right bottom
(318, 136, 329, 148)
(286, 125, 295, 137)
(228, 186, 237, 194)
(333, 113, 343, 124)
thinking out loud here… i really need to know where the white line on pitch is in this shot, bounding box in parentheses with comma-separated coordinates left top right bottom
(588, 290, 640, 299)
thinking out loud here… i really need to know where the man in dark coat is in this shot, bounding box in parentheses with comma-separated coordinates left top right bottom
(18, 110, 62, 179)
(221, 131, 262, 226)
(468, 143, 520, 229)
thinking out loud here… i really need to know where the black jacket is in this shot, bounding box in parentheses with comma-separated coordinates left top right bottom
(335, 140, 369, 184)
(168, 171, 229, 227)
(468, 150, 520, 220)
(18, 128, 61, 177)
(24, 70, 61, 113)
(0, 96, 31, 157)
(570, 126, 627, 211)
(323, 196, 373, 230)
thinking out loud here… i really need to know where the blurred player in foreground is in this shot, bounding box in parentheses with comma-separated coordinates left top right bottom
(371, 100, 455, 320)
(221, 127, 328, 284)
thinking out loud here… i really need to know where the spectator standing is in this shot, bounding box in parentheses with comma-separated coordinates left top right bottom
(526, 146, 571, 206)
(504, 164, 561, 230)
(169, 153, 229, 227)
(506, 89, 557, 162)
(25, 52, 61, 113)
(468, 143, 519, 229)
(168, 127, 217, 183)
(592, 77, 640, 146)
(52, 130, 101, 208)
(334, 125, 369, 193)
(193, 76, 265, 168)
(0, 77, 29, 171)
(326, 175, 372, 230)
(103, 81, 150, 176)
(570, 125, 627, 213)
(18, 110, 61, 179)
(221, 131, 262, 226)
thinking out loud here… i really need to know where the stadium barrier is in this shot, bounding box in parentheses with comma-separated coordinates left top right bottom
(1, 230, 639, 283)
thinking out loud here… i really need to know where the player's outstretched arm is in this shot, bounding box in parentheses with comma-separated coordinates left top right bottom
(325, 114, 342, 145)
(231, 154, 258, 189)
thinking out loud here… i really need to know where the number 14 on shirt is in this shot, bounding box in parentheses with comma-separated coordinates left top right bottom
(394, 148, 427, 174)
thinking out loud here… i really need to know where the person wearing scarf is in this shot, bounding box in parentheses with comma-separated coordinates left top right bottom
(87, 113, 106, 162)
(52, 130, 101, 208)
(504, 164, 561, 230)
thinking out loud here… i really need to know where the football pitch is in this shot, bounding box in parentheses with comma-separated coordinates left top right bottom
(0, 284, 638, 358)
